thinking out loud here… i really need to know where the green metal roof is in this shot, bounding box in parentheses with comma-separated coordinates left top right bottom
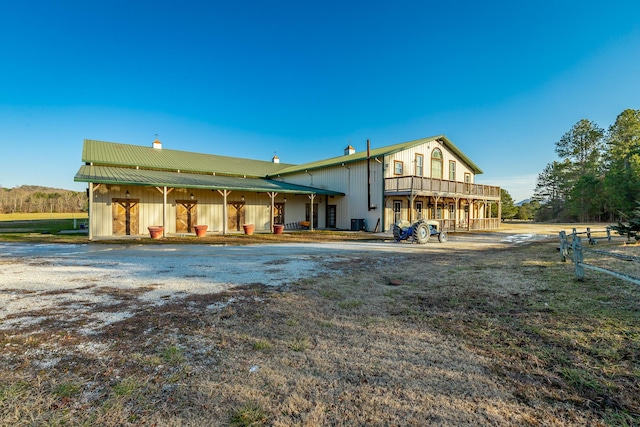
(74, 165, 344, 195)
(267, 135, 483, 176)
(82, 139, 294, 178)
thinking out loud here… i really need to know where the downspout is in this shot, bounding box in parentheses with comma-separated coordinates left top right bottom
(342, 163, 350, 228)
(367, 139, 371, 211)
(381, 157, 387, 231)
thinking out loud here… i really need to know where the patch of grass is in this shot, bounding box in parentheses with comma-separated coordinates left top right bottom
(229, 402, 269, 427)
(252, 339, 272, 350)
(160, 345, 185, 364)
(320, 289, 342, 299)
(0, 381, 30, 402)
(317, 320, 334, 328)
(53, 382, 81, 398)
(112, 377, 141, 397)
(285, 318, 298, 327)
(337, 299, 363, 309)
(557, 367, 604, 392)
(288, 337, 309, 352)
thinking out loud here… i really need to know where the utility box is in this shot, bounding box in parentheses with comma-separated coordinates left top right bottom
(351, 218, 367, 231)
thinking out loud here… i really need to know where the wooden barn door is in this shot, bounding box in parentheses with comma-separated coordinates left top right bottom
(274, 202, 285, 225)
(176, 200, 197, 233)
(112, 199, 139, 235)
(227, 202, 245, 231)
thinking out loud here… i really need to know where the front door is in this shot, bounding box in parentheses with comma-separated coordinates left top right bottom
(326, 205, 337, 228)
(228, 202, 245, 231)
(415, 201, 423, 220)
(176, 200, 197, 233)
(393, 200, 402, 223)
(112, 198, 139, 235)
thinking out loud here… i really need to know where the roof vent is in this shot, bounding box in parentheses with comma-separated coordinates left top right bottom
(152, 138, 162, 149)
(272, 154, 280, 163)
(344, 145, 355, 155)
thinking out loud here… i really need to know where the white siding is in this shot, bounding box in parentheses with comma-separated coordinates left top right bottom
(276, 158, 384, 231)
(384, 141, 475, 182)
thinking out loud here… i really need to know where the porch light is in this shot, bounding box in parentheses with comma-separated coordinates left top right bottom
(241, 195, 245, 202)
(125, 190, 130, 198)
(283, 197, 287, 203)
(190, 193, 194, 200)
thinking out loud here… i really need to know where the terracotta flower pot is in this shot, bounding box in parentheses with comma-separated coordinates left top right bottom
(148, 226, 164, 239)
(273, 224, 284, 234)
(194, 225, 208, 237)
(242, 224, 255, 235)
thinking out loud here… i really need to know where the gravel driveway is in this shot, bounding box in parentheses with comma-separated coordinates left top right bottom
(0, 233, 551, 334)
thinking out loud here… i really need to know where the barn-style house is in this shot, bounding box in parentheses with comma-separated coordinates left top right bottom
(74, 135, 501, 239)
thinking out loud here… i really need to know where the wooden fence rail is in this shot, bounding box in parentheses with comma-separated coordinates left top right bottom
(559, 227, 640, 285)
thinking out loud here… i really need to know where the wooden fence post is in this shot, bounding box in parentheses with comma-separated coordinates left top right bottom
(606, 226, 611, 243)
(572, 235, 584, 281)
(559, 231, 568, 262)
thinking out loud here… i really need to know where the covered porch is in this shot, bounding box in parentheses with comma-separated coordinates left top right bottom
(75, 165, 344, 239)
(385, 176, 501, 231)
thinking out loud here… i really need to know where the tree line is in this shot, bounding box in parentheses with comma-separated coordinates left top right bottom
(497, 108, 640, 222)
(0, 185, 87, 214)
(534, 109, 640, 222)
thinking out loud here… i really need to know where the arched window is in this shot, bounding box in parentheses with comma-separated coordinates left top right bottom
(431, 148, 443, 179)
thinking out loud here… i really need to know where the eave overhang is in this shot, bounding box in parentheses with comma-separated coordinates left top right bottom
(74, 165, 344, 196)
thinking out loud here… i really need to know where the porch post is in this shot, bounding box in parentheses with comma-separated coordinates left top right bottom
(218, 189, 230, 235)
(308, 193, 315, 231)
(268, 192, 277, 232)
(453, 197, 460, 232)
(163, 186, 167, 237)
(407, 193, 416, 222)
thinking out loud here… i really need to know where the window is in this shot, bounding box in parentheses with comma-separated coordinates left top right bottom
(415, 201, 423, 219)
(449, 161, 456, 181)
(431, 148, 443, 179)
(394, 160, 403, 175)
(415, 154, 424, 176)
(464, 173, 471, 183)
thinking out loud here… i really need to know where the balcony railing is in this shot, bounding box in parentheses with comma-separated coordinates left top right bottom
(385, 176, 500, 199)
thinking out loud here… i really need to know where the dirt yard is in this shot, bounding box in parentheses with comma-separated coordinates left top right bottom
(1, 223, 638, 426)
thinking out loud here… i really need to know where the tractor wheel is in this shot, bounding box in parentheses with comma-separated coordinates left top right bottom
(413, 223, 430, 244)
(393, 225, 402, 241)
(438, 231, 448, 243)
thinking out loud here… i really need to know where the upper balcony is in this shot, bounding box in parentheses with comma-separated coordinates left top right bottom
(385, 176, 500, 200)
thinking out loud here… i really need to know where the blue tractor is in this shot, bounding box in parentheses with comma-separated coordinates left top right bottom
(393, 219, 447, 244)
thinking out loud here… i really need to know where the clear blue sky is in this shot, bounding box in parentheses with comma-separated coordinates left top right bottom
(1, 1, 639, 202)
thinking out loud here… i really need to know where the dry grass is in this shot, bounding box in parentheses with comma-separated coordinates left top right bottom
(1, 225, 639, 426)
